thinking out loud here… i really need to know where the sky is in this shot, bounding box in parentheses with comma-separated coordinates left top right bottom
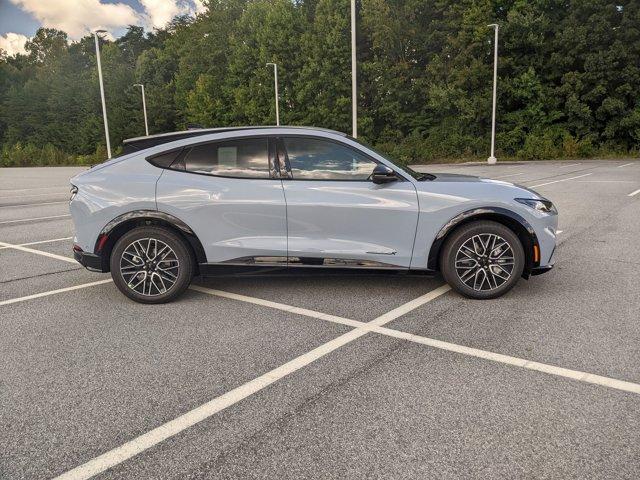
(0, 0, 206, 56)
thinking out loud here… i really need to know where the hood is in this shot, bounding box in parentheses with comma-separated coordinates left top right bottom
(430, 173, 484, 182)
(413, 172, 546, 202)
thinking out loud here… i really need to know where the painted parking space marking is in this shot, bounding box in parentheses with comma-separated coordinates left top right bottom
(618, 162, 634, 168)
(0, 201, 68, 209)
(529, 173, 592, 188)
(0, 240, 76, 263)
(372, 327, 640, 395)
(0, 214, 71, 225)
(492, 172, 524, 179)
(0, 236, 72, 250)
(0, 186, 69, 193)
(193, 285, 640, 395)
(628, 188, 640, 197)
(576, 180, 635, 183)
(54, 285, 451, 480)
(0, 192, 68, 200)
(0, 279, 112, 307)
(559, 163, 581, 168)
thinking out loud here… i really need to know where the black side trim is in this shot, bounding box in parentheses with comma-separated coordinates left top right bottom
(426, 207, 540, 276)
(198, 263, 435, 278)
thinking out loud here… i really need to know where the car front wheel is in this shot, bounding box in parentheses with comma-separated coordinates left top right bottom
(440, 220, 525, 299)
(110, 226, 194, 304)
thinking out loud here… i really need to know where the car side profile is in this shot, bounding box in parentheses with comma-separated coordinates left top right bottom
(70, 126, 557, 303)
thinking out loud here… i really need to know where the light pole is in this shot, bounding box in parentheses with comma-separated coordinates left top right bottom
(92, 30, 111, 159)
(133, 83, 149, 136)
(487, 23, 499, 165)
(266, 62, 280, 126)
(351, 0, 357, 138)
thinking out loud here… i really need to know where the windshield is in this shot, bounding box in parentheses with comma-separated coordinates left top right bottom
(347, 136, 435, 181)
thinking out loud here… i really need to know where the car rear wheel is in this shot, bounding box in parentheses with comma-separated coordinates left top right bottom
(110, 226, 194, 304)
(440, 221, 525, 299)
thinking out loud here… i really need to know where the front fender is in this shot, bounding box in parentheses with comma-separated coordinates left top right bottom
(419, 207, 541, 276)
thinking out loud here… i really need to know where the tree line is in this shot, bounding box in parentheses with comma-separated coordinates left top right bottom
(1, 0, 639, 167)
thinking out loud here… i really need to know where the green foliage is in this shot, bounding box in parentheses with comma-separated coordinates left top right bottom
(1, 0, 640, 167)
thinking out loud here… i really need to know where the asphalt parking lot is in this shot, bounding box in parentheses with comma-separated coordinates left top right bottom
(1, 159, 639, 479)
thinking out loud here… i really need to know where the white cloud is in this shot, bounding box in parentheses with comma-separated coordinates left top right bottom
(7, 1, 207, 42)
(9, 0, 140, 40)
(0, 32, 29, 56)
(193, 0, 207, 15)
(139, 0, 186, 29)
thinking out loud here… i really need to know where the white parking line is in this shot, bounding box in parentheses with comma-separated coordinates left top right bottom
(556, 230, 563, 234)
(628, 188, 640, 197)
(9, 275, 640, 479)
(0, 236, 72, 250)
(0, 279, 112, 307)
(0, 201, 68, 209)
(0, 186, 69, 193)
(0, 192, 67, 200)
(192, 285, 640, 395)
(492, 173, 524, 179)
(559, 163, 581, 168)
(529, 173, 592, 188)
(373, 327, 640, 395)
(54, 285, 452, 480)
(618, 162, 634, 168)
(0, 214, 71, 225)
(0, 240, 77, 263)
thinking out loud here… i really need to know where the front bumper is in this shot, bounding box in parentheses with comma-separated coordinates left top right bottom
(530, 264, 554, 276)
(73, 248, 104, 272)
(531, 244, 556, 276)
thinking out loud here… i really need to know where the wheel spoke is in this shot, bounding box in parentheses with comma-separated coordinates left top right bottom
(120, 237, 180, 297)
(456, 233, 515, 292)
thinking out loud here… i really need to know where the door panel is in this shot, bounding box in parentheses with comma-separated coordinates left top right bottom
(280, 136, 420, 268)
(155, 137, 287, 264)
(283, 181, 419, 268)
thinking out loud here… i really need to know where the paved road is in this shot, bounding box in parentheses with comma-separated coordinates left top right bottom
(1, 160, 639, 479)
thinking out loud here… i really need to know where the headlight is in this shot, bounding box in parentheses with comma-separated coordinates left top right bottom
(70, 185, 78, 202)
(515, 198, 557, 214)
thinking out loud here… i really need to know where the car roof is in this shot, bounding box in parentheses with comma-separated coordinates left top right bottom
(122, 126, 347, 154)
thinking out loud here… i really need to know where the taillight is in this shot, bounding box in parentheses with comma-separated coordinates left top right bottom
(96, 234, 109, 252)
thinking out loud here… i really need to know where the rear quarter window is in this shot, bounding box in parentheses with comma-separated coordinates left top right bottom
(147, 149, 182, 168)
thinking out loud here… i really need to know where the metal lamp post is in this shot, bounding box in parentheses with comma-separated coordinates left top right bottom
(133, 83, 149, 136)
(487, 23, 499, 165)
(92, 30, 111, 159)
(266, 63, 280, 126)
(351, 0, 357, 138)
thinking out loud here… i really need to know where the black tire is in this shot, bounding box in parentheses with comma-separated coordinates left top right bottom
(110, 226, 194, 304)
(440, 220, 525, 299)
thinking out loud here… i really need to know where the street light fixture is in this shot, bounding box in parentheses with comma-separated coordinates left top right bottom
(265, 62, 280, 126)
(487, 23, 499, 165)
(92, 29, 111, 159)
(351, 0, 357, 138)
(133, 83, 149, 136)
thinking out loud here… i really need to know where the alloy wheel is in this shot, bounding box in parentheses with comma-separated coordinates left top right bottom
(119, 238, 180, 296)
(454, 233, 515, 291)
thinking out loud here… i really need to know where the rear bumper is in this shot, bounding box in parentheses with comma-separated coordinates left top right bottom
(73, 248, 105, 272)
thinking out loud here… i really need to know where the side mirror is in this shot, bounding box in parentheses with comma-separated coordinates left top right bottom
(371, 164, 397, 184)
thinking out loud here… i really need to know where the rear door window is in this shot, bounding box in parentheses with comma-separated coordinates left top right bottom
(180, 137, 270, 178)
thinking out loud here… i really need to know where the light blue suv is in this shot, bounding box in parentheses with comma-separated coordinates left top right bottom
(70, 126, 557, 303)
